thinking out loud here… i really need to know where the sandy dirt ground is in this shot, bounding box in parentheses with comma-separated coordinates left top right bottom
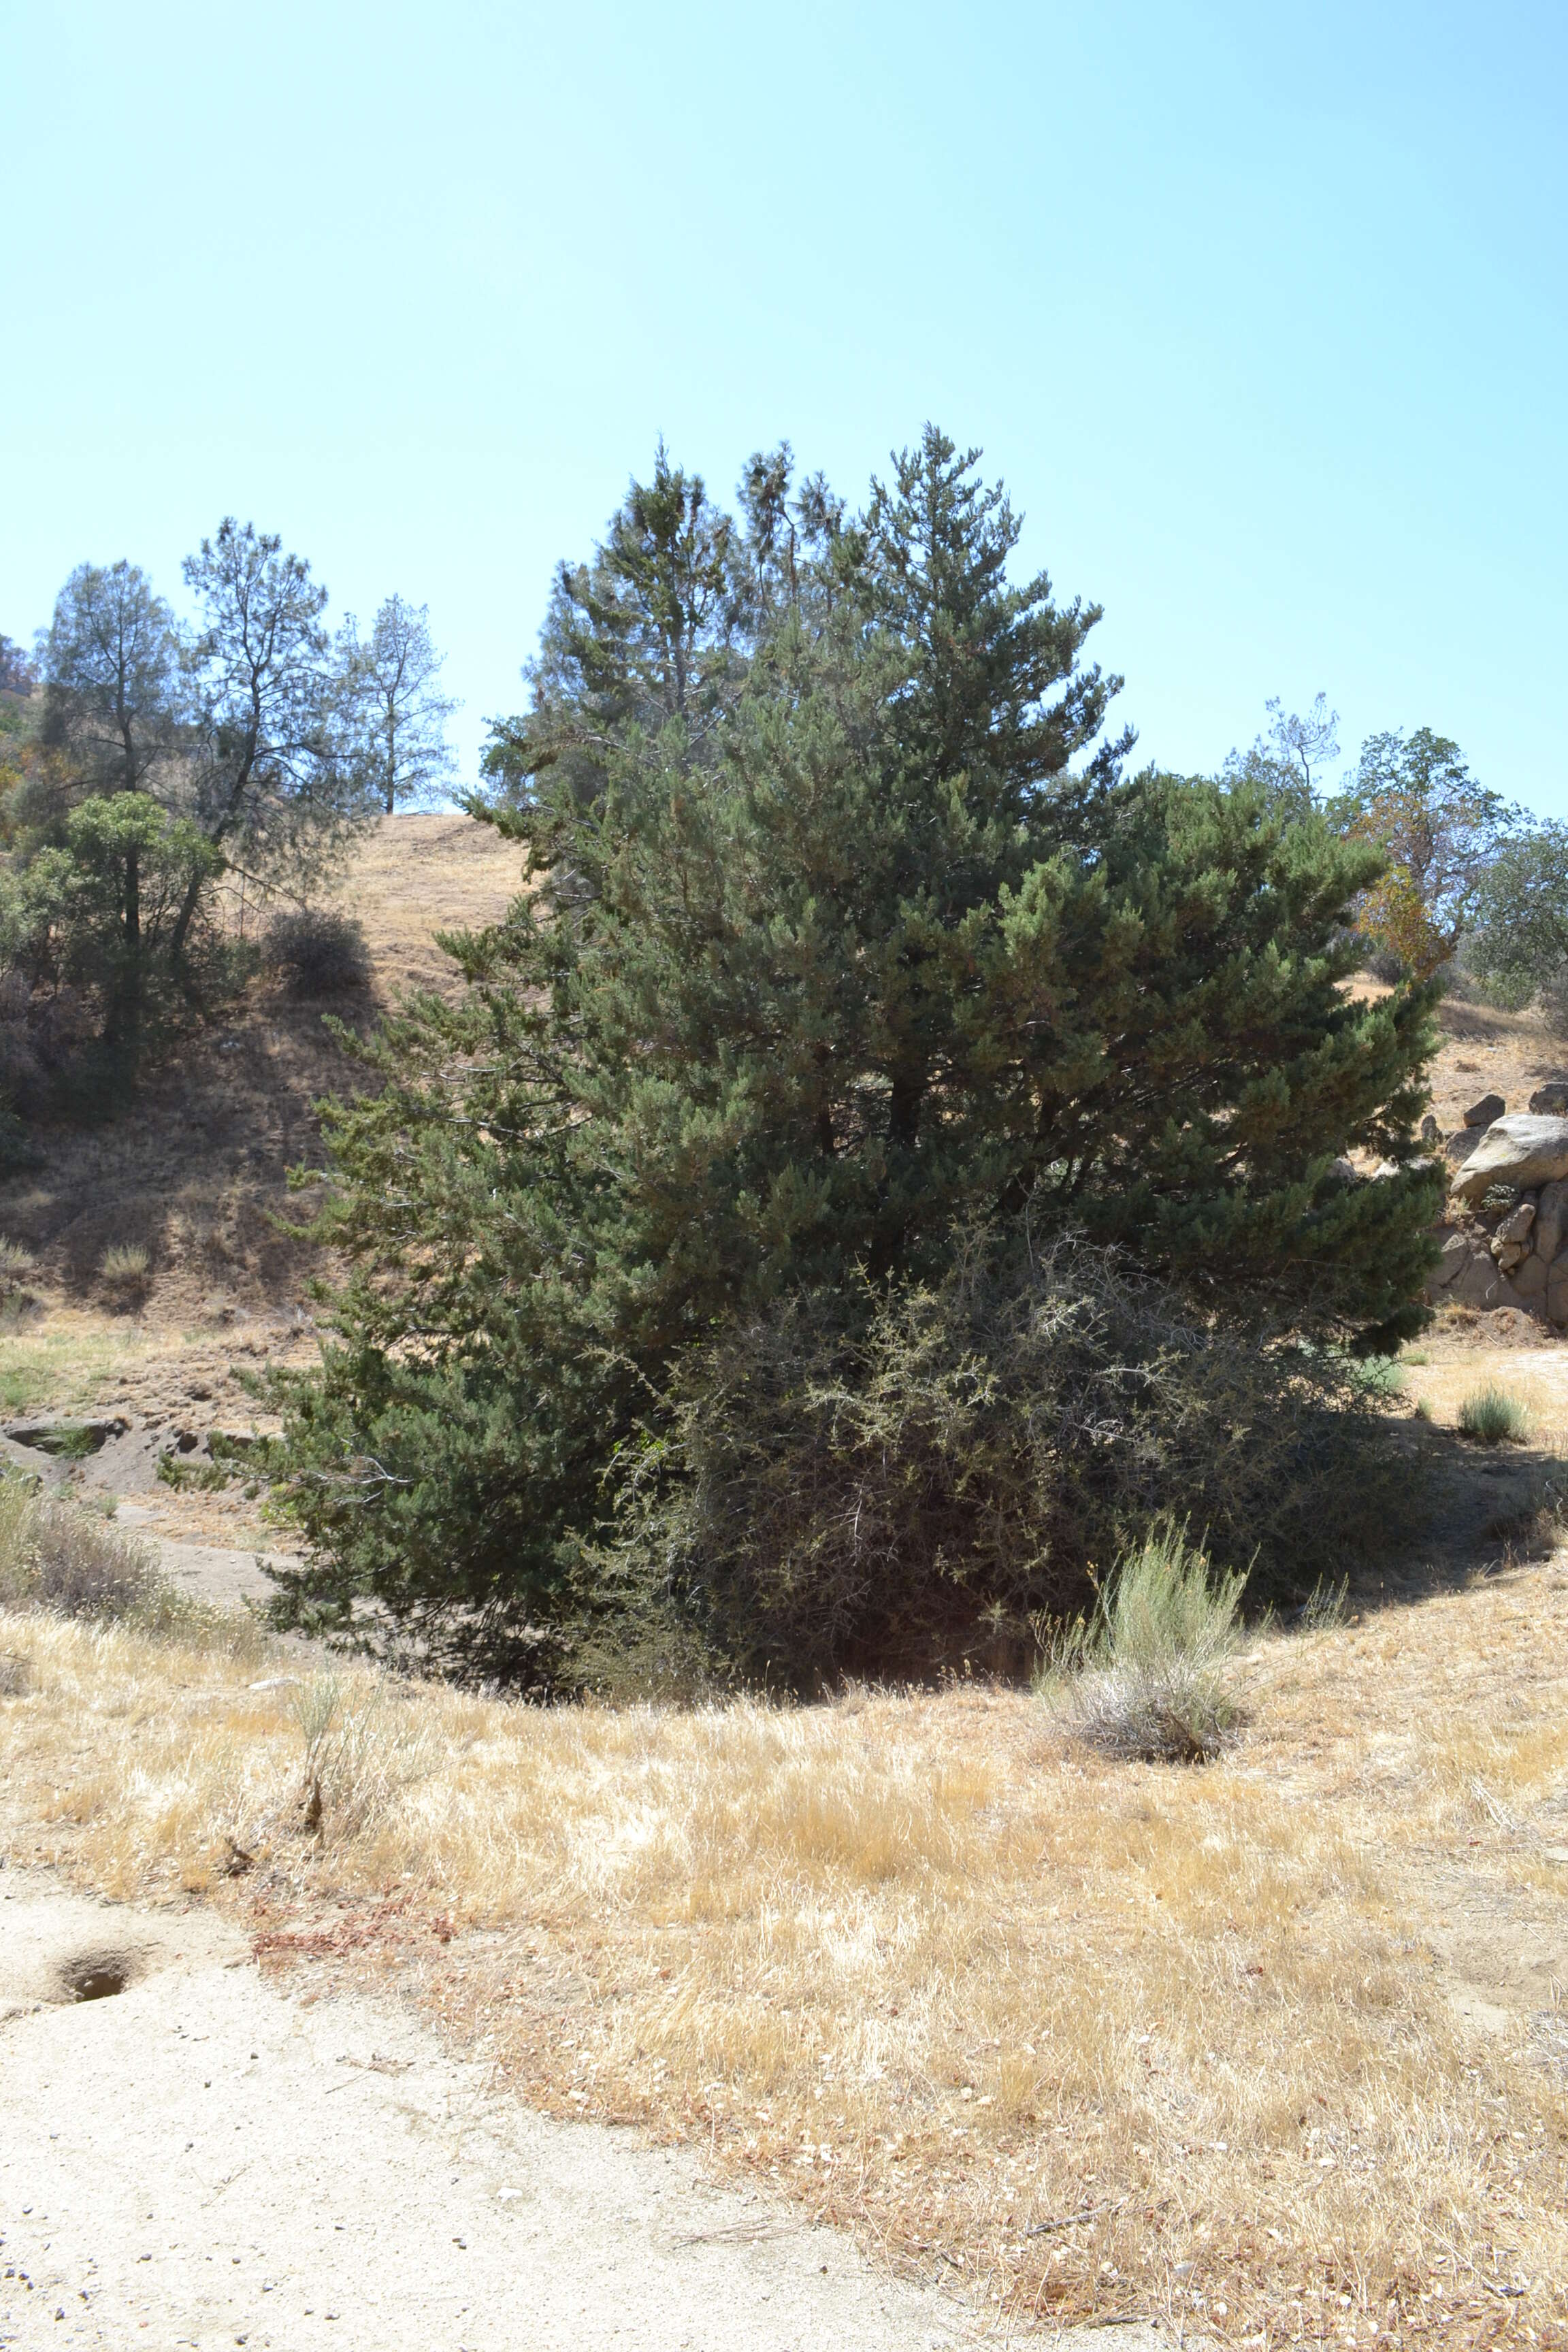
(1, 1869, 1140, 2352)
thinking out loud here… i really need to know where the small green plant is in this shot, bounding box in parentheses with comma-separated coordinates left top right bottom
(48, 1426, 101, 1461)
(1047, 1521, 1245, 1763)
(1458, 1384, 1533, 1446)
(157, 1453, 231, 1493)
(99, 1242, 150, 1286)
(1356, 1356, 1405, 1398)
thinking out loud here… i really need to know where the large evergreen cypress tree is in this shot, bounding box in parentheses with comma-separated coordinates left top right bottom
(265, 431, 1439, 1677)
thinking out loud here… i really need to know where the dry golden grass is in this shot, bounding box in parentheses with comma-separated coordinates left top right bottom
(0, 1307, 184, 1415)
(4, 1558, 1567, 2346)
(1401, 1341, 1568, 1462)
(1350, 979, 1567, 1139)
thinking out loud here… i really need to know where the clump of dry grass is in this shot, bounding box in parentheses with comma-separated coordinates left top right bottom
(98, 1241, 151, 1290)
(3, 1559, 1567, 2341)
(0, 1236, 36, 1284)
(291, 1671, 432, 1840)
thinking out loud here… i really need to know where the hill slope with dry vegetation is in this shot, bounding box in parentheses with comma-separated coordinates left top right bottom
(2, 816, 1567, 2345)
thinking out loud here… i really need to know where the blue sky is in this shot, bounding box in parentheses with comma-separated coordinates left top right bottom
(3, 1, 1565, 817)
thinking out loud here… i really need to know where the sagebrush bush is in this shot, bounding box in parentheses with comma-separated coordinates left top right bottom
(598, 1228, 1416, 1689)
(263, 906, 371, 998)
(1458, 1383, 1532, 1446)
(1054, 1522, 1243, 1764)
(0, 1477, 263, 1655)
(0, 1479, 154, 1617)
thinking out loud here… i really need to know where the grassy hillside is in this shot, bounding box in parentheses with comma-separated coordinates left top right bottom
(0, 815, 521, 1546)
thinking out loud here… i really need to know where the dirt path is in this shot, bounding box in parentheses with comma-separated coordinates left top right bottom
(1, 1872, 1147, 2351)
(131, 1529, 290, 1614)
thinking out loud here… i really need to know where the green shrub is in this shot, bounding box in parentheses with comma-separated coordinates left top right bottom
(0, 1237, 35, 1282)
(1458, 1383, 1532, 1446)
(1053, 1523, 1243, 1764)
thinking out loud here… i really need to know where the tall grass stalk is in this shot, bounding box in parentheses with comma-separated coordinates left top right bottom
(290, 1672, 431, 1840)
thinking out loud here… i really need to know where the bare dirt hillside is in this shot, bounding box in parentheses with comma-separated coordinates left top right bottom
(1354, 973, 1568, 1139)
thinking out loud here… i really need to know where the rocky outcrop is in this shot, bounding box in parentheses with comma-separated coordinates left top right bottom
(1421, 1089, 1568, 1326)
(1463, 1091, 1506, 1127)
(1530, 1081, 1568, 1116)
(1428, 1175, 1568, 1324)
(1449, 1115, 1568, 1207)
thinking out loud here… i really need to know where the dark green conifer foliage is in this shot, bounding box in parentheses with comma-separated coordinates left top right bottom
(265, 431, 1439, 1678)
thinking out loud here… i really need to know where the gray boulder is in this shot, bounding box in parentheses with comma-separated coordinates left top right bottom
(1533, 1177, 1568, 1265)
(1495, 1199, 1537, 1245)
(1551, 1260, 1568, 1326)
(1446, 1252, 1516, 1310)
(1529, 1081, 1568, 1116)
(1427, 1230, 1473, 1293)
(1463, 1091, 1506, 1127)
(1450, 1116, 1568, 1207)
(1514, 1254, 1548, 1301)
(1446, 1125, 1484, 1166)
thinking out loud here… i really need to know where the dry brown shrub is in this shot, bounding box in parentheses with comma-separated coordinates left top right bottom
(263, 907, 372, 998)
(602, 1232, 1416, 1688)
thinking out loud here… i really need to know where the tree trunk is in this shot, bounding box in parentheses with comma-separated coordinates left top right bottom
(886, 1065, 925, 1152)
(108, 843, 142, 1058)
(167, 860, 207, 972)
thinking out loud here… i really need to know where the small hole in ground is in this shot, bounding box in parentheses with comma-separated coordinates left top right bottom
(59, 1953, 132, 2002)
